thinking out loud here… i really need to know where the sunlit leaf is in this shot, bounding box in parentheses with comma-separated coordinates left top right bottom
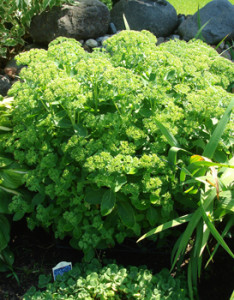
(101, 190, 116, 216)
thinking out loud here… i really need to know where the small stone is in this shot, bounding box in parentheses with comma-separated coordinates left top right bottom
(85, 39, 99, 48)
(156, 37, 165, 45)
(170, 34, 180, 40)
(108, 22, 117, 34)
(96, 35, 110, 43)
(220, 50, 232, 60)
(101, 36, 110, 45)
(219, 42, 225, 50)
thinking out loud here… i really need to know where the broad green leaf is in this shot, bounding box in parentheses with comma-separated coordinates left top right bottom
(146, 206, 159, 226)
(0, 157, 13, 168)
(0, 169, 25, 189)
(137, 214, 191, 243)
(117, 201, 135, 228)
(203, 98, 234, 159)
(74, 123, 88, 137)
(83, 248, 95, 263)
(0, 191, 11, 214)
(114, 175, 127, 192)
(155, 120, 180, 148)
(32, 193, 45, 207)
(0, 215, 10, 251)
(85, 189, 104, 205)
(13, 211, 25, 221)
(101, 190, 116, 216)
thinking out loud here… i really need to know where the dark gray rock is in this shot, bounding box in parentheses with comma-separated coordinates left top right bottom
(178, 0, 234, 44)
(29, 0, 110, 45)
(0, 75, 11, 97)
(110, 0, 178, 37)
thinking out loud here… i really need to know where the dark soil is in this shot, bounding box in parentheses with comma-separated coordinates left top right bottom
(0, 220, 233, 300)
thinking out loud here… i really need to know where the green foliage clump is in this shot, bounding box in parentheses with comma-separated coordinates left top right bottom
(24, 260, 189, 299)
(100, 0, 113, 9)
(2, 30, 233, 260)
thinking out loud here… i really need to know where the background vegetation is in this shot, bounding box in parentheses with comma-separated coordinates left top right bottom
(168, 0, 234, 15)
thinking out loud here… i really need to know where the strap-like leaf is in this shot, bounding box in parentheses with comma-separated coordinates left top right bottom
(123, 14, 131, 30)
(203, 98, 234, 159)
(200, 198, 234, 259)
(155, 120, 180, 148)
(170, 189, 217, 271)
(137, 214, 192, 243)
(205, 217, 234, 268)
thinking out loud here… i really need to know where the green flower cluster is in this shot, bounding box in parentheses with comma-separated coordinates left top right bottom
(2, 31, 233, 260)
(23, 260, 189, 299)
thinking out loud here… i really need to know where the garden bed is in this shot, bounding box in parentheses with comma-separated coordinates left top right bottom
(0, 220, 233, 299)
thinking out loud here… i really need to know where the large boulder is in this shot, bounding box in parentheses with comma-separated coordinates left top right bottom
(178, 0, 234, 44)
(110, 0, 178, 37)
(29, 0, 110, 44)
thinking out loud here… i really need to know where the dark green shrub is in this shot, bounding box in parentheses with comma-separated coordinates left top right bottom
(1, 31, 233, 261)
(23, 260, 189, 299)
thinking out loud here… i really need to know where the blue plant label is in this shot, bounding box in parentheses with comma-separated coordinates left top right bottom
(52, 261, 72, 280)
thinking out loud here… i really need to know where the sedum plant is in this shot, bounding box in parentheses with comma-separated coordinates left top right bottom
(23, 260, 189, 299)
(1, 31, 233, 261)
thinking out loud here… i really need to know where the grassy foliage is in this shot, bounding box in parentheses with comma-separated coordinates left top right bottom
(138, 100, 234, 299)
